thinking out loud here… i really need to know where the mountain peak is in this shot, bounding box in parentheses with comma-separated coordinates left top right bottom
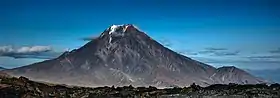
(100, 24, 143, 43)
(218, 66, 237, 69)
(217, 66, 240, 72)
(107, 24, 140, 36)
(4, 24, 265, 87)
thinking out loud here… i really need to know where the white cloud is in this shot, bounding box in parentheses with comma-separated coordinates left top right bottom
(0, 46, 13, 54)
(17, 46, 51, 53)
(0, 45, 60, 59)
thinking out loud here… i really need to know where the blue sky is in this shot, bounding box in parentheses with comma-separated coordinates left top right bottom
(0, 0, 280, 69)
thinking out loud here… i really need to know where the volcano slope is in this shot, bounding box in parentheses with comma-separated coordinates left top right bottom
(3, 24, 265, 87)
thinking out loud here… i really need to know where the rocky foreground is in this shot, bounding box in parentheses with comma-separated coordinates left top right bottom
(0, 75, 279, 98)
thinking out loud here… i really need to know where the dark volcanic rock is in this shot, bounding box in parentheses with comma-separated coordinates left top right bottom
(0, 76, 279, 98)
(3, 24, 265, 87)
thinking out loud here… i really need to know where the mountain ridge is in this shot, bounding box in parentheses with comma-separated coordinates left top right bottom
(2, 24, 265, 87)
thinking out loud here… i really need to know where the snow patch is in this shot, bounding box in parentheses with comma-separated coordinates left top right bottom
(109, 68, 135, 82)
(81, 60, 90, 70)
(210, 73, 216, 81)
(106, 24, 142, 43)
(108, 25, 127, 37)
(108, 25, 126, 43)
(65, 57, 73, 66)
(222, 75, 225, 82)
(109, 37, 112, 43)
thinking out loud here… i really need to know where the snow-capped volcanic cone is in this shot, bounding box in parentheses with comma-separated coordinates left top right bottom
(3, 24, 265, 87)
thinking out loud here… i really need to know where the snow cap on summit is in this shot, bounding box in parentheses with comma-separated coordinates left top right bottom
(105, 24, 142, 43)
(109, 25, 126, 35)
(107, 24, 140, 37)
(108, 25, 126, 37)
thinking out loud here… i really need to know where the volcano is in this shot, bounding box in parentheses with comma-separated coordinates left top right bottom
(3, 24, 264, 87)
